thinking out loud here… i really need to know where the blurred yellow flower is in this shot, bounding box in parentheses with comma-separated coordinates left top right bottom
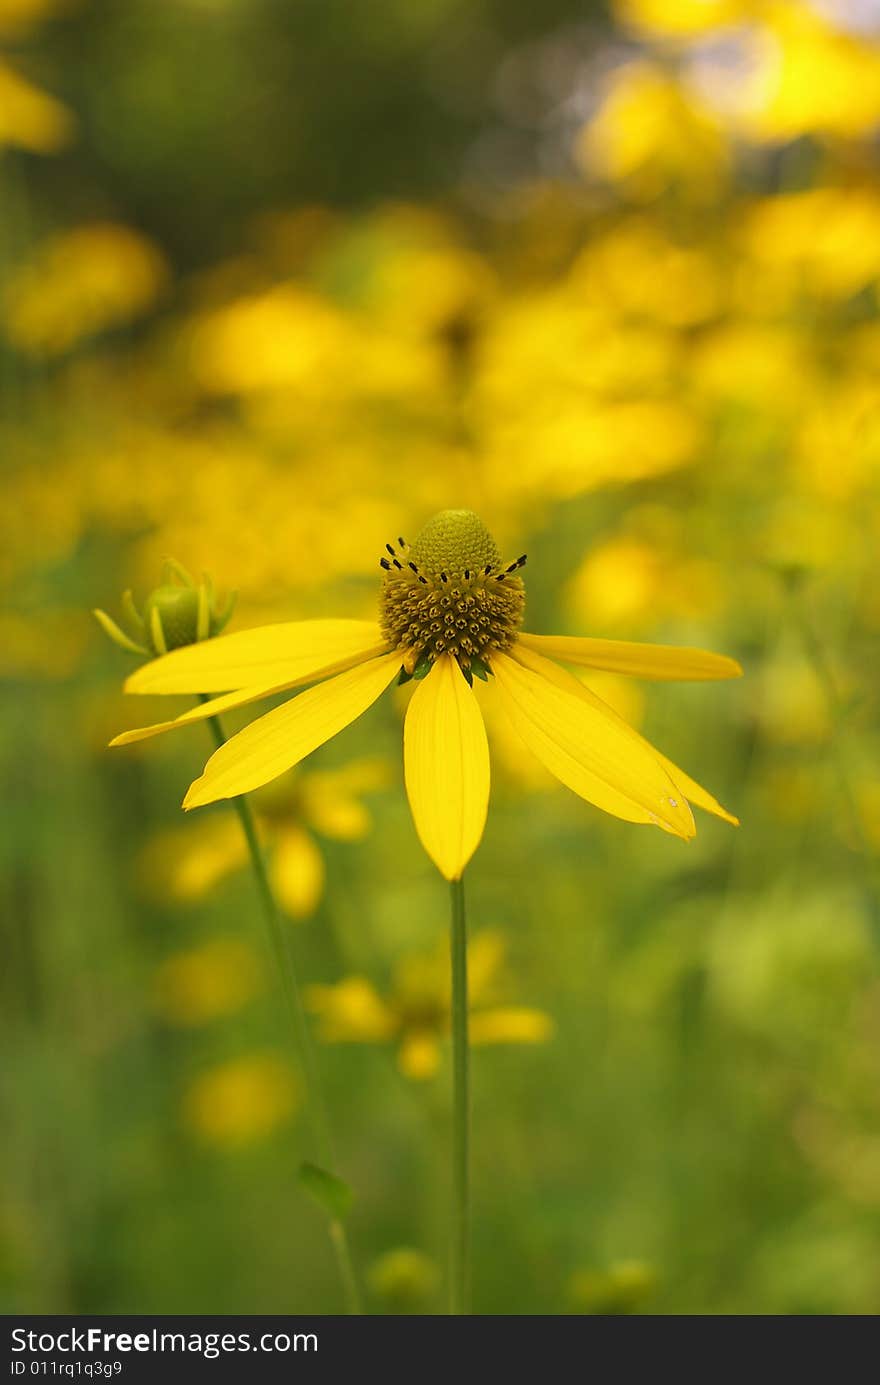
(577, 61, 728, 197)
(307, 930, 555, 1080)
(4, 223, 167, 355)
(368, 1248, 439, 1313)
(185, 283, 442, 403)
(569, 1260, 658, 1314)
(735, 4, 880, 143)
(613, 0, 745, 37)
(752, 655, 830, 745)
(358, 242, 494, 346)
(139, 759, 389, 920)
(690, 322, 814, 412)
(573, 221, 722, 328)
(112, 509, 740, 880)
(0, 0, 67, 32)
(740, 189, 880, 301)
(566, 533, 723, 630)
(0, 56, 72, 152)
(182, 1053, 299, 1148)
(152, 938, 263, 1027)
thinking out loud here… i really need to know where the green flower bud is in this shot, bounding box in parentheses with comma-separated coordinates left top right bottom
(94, 559, 236, 659)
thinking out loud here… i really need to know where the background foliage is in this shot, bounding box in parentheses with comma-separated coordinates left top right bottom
(2, 0, 880, 1314)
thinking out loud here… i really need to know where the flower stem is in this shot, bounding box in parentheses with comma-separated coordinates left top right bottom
(785, 588, 880, 949)
(449, 873, 470, 1315)
(201, 703, 363, 1315)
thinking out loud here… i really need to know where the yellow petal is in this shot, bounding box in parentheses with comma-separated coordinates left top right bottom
(403, 654, 490, 881)
(516, 645, 738, 827)
(270, 825, 325, 919)
(519, 631, 742, 682)
(397, 1032, 442, 1080)
(110, 680, 305, 747)
(493, 647, 695, 839)
(183, 652, 400, 809)
(306, 977, 397, 1043)
(125, 619, 387, 694)
(469, 1008, 555, 1045)
(651, 752, 738, 826)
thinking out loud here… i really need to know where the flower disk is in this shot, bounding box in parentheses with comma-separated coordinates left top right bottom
(378, 509, 526, 673)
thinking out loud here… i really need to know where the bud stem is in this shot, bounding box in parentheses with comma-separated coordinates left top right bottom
(200, 698, 363, 1316)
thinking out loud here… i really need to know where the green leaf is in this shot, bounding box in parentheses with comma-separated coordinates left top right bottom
(298, 1162, 354, 1220)
(469, 656, 491, 681)
(397, 666, 413, 685)
(412, 652, 433, 680)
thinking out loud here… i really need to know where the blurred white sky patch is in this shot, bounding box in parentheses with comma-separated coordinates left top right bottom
(809, 0, 880, 38)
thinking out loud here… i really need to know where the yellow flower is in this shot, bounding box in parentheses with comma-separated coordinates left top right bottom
(4, 222, 167, 355)
(182, 1053, 299, 1148)
(733, 3, 880, 144)
(569, 1261, 658, 1315)
(0, 56, 73, 153)
(153, 938, 263, 1026)
(111, 509, 740, 881)
(368, 1248, 439, 1312)
(139, 758, 390, 919)
(307, 930, 555, 1081)
(613, 0, 745, 38)
(577, 61, 729, 198)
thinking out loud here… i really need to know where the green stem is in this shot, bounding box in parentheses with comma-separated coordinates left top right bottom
(449, 874, 470, 1315)
(786, 591, 880, 950)
(201, 703, 363, 1314)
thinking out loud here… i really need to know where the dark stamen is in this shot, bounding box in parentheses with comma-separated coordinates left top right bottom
(441, 572, 448, 582)
(409, 561, 419, 573)
(418, 575, 428, 584)
(464, 569, 470, 579)
(385, 543, 396, 557)
(398, 537, 406, 547)
(392, 558, 403, 569)
(484, 564, 493, 575)
(380, 558, 391, 570)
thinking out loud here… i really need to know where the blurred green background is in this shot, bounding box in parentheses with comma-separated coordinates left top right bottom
(2, 0, 880, 1315)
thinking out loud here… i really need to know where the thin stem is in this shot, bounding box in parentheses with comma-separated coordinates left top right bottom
(449, 873, 470, 1315)
(785, 590, 880, 950)
(201, 703, 363, 1314)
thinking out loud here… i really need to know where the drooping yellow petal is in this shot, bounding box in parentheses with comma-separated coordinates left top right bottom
(513, 644, 738, 826)
(403, 654, 490, 881)
(493, 647, 695, 839)
(469, 1008, 555, 1045)
(125, 619, 387, 694)
(110, 679, 308, 747)
(112, 640, 387, 745)
(651, 752, 739, 826)
(183, 652, 400, 809)
(519, 631, 742, 682)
